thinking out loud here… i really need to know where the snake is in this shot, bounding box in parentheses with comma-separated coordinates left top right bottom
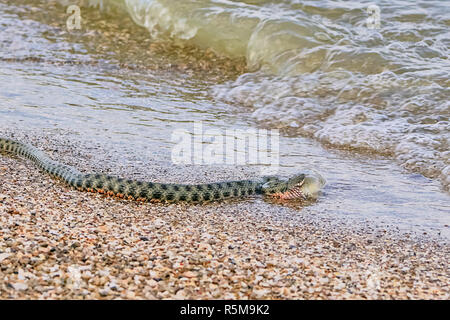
(0, 137, 325, 203)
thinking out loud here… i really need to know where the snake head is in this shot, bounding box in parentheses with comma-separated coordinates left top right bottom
(262, 173, 325, 200)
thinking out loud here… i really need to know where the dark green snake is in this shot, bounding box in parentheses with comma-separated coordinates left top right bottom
(0, 137, 325, 203)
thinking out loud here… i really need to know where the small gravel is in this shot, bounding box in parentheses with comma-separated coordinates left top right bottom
(0, 129, 449, 299)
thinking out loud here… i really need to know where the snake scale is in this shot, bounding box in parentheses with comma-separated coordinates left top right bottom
(0, 137, 324, 203)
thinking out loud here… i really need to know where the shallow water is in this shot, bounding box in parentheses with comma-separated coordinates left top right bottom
(0, 0, 449, 238)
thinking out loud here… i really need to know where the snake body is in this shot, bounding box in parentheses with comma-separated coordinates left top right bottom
(0, 137, 324, 203)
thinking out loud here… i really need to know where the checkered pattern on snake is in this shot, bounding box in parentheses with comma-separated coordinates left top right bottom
(1, 137, 317, 203)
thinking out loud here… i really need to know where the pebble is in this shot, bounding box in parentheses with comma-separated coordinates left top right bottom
(0, 253, 12, 263)
(11, 282, 28, 291)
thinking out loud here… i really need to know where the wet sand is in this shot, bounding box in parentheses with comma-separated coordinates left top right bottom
(0, 129, 448, 299)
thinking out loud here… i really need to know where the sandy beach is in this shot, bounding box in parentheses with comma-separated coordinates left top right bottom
(0, 129, 448, 299)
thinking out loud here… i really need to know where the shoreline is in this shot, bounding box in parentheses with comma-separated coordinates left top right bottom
(0, 129, 448, 299)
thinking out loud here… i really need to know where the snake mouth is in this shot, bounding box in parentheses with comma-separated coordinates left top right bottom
(269, 186, 306, 200)
(265, 173, 325, 201)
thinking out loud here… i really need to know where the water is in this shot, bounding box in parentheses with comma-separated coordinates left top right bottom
(0, 0, 449, 238)
(116, 0, 450, 191)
